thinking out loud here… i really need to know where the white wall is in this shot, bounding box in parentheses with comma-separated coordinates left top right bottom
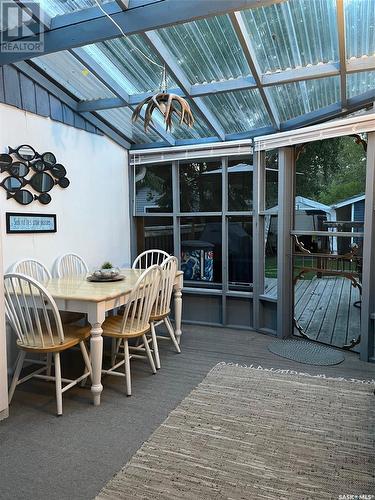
(0, 104, 130, 411)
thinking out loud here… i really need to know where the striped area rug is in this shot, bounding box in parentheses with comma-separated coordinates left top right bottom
(96, 363, 375, 500)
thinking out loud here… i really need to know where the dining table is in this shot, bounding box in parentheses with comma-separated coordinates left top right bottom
(41, 268, 183, 406)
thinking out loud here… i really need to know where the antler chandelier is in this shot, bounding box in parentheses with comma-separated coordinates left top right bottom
(132, 65, 194, 132)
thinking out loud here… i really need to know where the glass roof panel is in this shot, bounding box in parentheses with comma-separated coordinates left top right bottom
(84, 36, 177, 95)
(167, 101, 212, 140)
(345, 0, 375, 59)
(32, 51, 115, 100)
(200, 89, 271, 134)
(39, 0, 111, 17)
(157, 14, 251, 85)
(268, 76, 340, 122)
(97, 108, 160, 144)
(347, 71, 375, 98)
(241, 0, 338, 73)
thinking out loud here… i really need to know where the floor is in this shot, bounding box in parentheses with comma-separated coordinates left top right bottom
(0, 325, 374, 500)
(295, 276, 361, 347)
(265, 276, 361, 348)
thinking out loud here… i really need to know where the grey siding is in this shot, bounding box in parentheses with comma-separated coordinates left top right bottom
(0, 64, 102, 135)
(354, 199, 365, 221)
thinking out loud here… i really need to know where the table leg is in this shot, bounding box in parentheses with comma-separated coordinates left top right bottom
(89, 322, 103, 406)
(174, 276, 183, 345)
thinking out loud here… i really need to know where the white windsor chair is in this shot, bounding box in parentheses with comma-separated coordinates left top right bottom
(5, 273, 92, 416)
(132, 249, 170, 269)
(55, 253, 89, 278)
(101, 265, 162, 396)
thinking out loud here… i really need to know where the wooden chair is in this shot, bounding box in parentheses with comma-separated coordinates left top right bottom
(132, 249, 170, 269)
(55, 253, 89, 278)
(5, 273, 92, 416)
(148, 256, 181, 369)
(11, 258, 84, 324)
(10, 258, 51, 282)
(102, 265, 162, 396)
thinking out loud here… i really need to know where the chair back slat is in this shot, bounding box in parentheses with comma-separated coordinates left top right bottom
(4, 273, 65, 349)
(132, 249, 169, 270)
(11, 259, 51, 283)
(28, 281, 44, 346)
(8, 277, 28, 341)
(56, 253, 89, 278)
(153, 256, 178, 318)
(5, 281, 25, 343)
(122, 265, 161, 335)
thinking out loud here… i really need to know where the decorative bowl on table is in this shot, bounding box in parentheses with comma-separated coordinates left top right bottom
(92, 267, 121, 280)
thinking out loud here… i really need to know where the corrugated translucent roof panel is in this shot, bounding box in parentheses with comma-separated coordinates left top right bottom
(347, 71, 375, 98)
(200, 90, 271, 134)
(97, 108, 160, 144)
(345, 0, 375, 59)
(268, 76, 340, 122)
(39, 0, 111, 17)
(168, 102, 212, 140)
(241, 0, 338, 73)
(85, 36, 176, 95)
(32, 51, 115, 100)
(157, 14, 251, 85)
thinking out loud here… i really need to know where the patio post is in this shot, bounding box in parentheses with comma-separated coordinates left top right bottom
(277, 147, 295, 338)
(360, 131, 375, 361)
(0, 232, 8, 420)
(253, 149, 265, 330)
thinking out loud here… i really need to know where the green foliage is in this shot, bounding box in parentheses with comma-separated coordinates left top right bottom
(101, 261, 113, 269)
(319, 181, 364, 205)
(296, 135, 366, 205)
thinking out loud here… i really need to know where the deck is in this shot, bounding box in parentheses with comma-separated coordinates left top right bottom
(265, 276, 361, 349)
(0, 325, 373, 500)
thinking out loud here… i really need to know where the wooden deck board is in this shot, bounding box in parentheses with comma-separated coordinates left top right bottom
(260, 276, 360, 350)
(315, 277, 344, 345)
(347, 286, 361, 346)
(294, 276, 361, 349)
(305, 277, 337, 340)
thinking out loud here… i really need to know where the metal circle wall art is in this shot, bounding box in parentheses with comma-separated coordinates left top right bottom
(1, 145, 70, 205)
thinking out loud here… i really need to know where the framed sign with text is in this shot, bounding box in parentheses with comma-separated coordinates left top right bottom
(6, 213, 57, 234)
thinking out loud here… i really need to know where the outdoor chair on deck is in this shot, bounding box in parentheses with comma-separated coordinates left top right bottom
(101, 265, 162, 396)
(132, 249, 170, 269)
(5, 273, 92, 416)
(55, 253, 89, 278)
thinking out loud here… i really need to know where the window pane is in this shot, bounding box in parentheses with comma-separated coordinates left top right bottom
(98, 108, 159, 144)
(157, 15, 251, 85)
(268, 77, 340, 122)
(32, 51, 115, 100)
(228, 158, 253, 211)
(135, 164, 172, 214)
(39, 0, 112, 17)
(179, 160, 222, 212)
(136, 217, 174, 255)
(265, 150, 279, 210)
(181, 217, 222, 288)
(200, 90, 271, 134)
(347, 71, 375, 99)
(345, 0, 375, 60)
(265, 215, 278, 297)
(241, 0, 338, 74)
(228, 216, 253, 291)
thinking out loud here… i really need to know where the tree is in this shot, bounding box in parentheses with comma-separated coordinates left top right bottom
(296, 135, 366, 205)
